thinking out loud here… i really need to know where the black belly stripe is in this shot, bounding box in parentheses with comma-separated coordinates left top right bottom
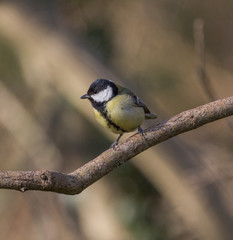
(103, 109, 126, 132)
(91, 101, 126, 132)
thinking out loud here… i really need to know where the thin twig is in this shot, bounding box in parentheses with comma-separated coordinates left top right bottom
(0, 96, 232, 195)
(194, 18, 217, 101)
(194, 19, 233, 132)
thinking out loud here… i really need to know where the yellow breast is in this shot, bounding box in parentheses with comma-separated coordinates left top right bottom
(105, 94, 145, 133)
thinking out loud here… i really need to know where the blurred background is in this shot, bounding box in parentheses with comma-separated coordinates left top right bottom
(0, 1, 232, 240)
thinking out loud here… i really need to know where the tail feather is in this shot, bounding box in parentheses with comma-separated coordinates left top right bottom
(145, 113, 158, 119)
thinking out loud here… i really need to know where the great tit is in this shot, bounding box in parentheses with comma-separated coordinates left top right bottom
(81, 79, 157, 147)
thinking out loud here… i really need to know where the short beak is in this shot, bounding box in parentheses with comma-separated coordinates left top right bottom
(81, 94, 91, 99)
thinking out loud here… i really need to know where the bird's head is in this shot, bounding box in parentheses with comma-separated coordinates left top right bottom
(81, 79, 118, 104)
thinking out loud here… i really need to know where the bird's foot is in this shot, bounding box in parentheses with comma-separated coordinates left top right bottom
(110, 134, 123, 149)
(138, 126, 146, 138)
(110, 140, 118, 149)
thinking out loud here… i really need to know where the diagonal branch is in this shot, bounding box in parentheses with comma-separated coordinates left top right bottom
(0, 96, 232, 195)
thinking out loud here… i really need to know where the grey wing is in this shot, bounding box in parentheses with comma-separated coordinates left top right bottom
(134, 96, 158, 119)
(120, 86, 158, 119)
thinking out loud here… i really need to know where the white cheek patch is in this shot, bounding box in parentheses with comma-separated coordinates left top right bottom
(91, 86, 113, 102)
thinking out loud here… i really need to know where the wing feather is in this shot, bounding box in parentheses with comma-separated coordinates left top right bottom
(117, 85, 158, 119)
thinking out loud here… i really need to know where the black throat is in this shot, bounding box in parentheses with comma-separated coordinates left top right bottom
(90, 100, 106, 113)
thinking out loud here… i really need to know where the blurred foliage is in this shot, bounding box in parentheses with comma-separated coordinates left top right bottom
(0, 35, 27, 98)
(110, 163, 167, 240)
(0, 0, 232, 240)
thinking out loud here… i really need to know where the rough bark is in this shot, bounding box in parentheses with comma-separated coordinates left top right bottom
(0, 96, 232, 195)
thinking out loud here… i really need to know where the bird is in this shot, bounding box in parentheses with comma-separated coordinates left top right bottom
(81, 78, 157, 147)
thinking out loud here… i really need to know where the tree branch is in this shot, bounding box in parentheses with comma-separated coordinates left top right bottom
(0, 96, 232, 195)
